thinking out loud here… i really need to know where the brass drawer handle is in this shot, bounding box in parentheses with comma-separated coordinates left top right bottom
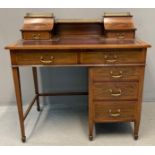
(109, 88, 122, 97)
(109, 109, 121, 117)
(104, 55, 118, 63)
(110, 70, 123, 78)
(32, 33, 41, 40)
(116, 33, 125, 39)
(40, 56, 54, 64)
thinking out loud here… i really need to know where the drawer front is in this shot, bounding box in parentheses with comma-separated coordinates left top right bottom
(106, 31, 135, 39)
(15, 51, 78, 65)
(91, 66, 144, 81)
(93, 82, 138, 100)
(22, 31, 51, 40)
(80, 50, 145, 64)
(94, 101, 136, 121)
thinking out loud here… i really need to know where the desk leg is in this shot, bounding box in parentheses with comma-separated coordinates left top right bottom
(32, 67, 40, 111)
(12, 67, 26, 142)
(88, 68, 94, 141)
(134, 120, 139, 140)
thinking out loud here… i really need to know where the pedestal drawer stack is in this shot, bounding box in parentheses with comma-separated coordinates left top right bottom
(88, 49, 146, 140)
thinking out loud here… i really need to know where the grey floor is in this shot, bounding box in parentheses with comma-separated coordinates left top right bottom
(0, 100, 155, 146)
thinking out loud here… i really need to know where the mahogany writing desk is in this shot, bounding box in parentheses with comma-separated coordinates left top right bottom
(5, 13, 150, 142)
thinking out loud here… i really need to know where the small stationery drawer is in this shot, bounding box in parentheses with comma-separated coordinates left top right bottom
(93, 82, 138, 100)
(80, 50, 145, 64)
(91, 66, 144, 81)
(15, 51, 78, 65)
(106, 31, 135, 39)
(94, 101, 136, 121)
(22, 31, 51, 40)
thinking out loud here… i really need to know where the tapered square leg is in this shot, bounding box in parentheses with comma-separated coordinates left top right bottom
(32, 67, 40, 111)
(12, 67, 26, 142)
(89, 121, 94, 141)
(134, 121, 139, 140)
(88, 68, 94, 141)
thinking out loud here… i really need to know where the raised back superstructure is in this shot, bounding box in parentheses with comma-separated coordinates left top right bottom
(20, 12, 136, 40)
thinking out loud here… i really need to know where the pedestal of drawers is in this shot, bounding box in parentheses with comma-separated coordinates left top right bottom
(88, 51, 146, 140)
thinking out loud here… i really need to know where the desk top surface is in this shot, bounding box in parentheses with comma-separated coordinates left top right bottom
(5, 36, 150, 50)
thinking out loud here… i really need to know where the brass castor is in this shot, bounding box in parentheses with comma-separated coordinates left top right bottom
(22, 136, 26, 143)
(89, 135, 93, 141)
(134, 135, 138, 140)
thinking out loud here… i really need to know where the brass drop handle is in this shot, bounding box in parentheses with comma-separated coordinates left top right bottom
(32, 33, 41, 40)
(109, 109, 121, 117)
(109, 88, 122, 97)
(116, 33, 125, 39)
(104, 55, 118, 63)
(110, 70, 123, 78)
(40, 56, 54, 64)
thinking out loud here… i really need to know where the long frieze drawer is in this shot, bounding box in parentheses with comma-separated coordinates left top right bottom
(80, 50, 146, 64)
(94, 101, 136, 122)
(14, 51, 78, 65)
(22, 31, 51, 40)
(93, 82, 138, 100)
(91, 66, 144, 81)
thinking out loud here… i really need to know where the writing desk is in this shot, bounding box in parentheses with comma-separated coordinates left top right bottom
(5, 13, 150, 142)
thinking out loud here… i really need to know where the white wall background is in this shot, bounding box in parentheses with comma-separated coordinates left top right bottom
(0, 8, 154, 105)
